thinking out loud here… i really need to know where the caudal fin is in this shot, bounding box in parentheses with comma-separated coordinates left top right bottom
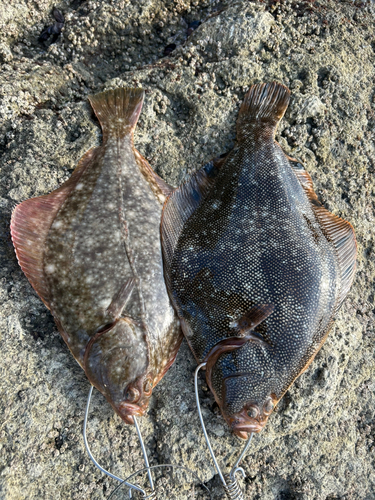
(88, 87, 144, 141)
(237, 82, 290, 140)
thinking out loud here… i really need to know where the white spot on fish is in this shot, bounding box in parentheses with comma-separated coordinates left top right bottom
(99, 298, 111, 309)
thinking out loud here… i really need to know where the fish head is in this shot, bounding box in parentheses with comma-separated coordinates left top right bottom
(117, 372, 154, 424)
(84, 317, 152, 424)
(222, 373, 278, 439)
(207, 341, 279, 439)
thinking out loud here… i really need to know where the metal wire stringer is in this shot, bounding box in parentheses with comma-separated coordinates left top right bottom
(83, 385, 212, 499)
(194, 363, 254, 500)
(83, 385, 156, 499)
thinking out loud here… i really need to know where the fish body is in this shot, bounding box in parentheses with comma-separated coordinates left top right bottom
(161, 82, 357, 438)
(11, 88, 182, 423)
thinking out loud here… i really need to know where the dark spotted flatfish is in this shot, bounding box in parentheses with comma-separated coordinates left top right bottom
(161, 82, 357, 438)
(11, 88, 182, 424)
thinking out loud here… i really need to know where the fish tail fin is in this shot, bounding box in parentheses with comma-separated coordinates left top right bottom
(237, 82, 290, 141)
(88, 87, 144, 141)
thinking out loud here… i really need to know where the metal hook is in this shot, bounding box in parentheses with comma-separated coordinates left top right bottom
(194, 363, 253, 499)
(83, 385, 153, 498)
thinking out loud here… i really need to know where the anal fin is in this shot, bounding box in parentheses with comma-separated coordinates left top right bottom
(286, 155, 357, 311)
(134, 150, 174, 204)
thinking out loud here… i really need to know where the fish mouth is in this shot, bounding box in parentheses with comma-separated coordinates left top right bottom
(232, 420, 265, 439)
(117, 401, 148, 424)
(227, 411, 268, 439)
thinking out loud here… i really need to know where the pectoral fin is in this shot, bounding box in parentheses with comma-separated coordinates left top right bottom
(83, 318, 149, 418)
(204, 304, 274, 392)
(106, 277, 136, 320)
(233, 304, 275, 334)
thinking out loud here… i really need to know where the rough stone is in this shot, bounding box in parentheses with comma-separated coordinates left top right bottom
(0, 0, 374, 499)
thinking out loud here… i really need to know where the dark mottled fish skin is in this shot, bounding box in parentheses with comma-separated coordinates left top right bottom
(11, 88, 182, 424)
(161, 82, 357, 439)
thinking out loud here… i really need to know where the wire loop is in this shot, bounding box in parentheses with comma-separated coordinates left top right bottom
(223, 472, 245, 500)
(83, 385, 146, 496)
(108, 465, 212, 499)
(84, 385, 212, 499)
(194, 363, 253, 499)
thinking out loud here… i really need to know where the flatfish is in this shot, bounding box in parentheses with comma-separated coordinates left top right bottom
(161, 82, 357, 438)
(11, 88, 182, 424)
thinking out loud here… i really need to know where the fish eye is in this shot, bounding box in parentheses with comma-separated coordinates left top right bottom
(124, 387, 140, 403)
(263, 399, 274, 415)
(247, 406, 259, 419)
(143, 378, 153, 396)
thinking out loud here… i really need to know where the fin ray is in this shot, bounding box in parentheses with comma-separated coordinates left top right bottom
(88, 87, 144, 141)
(161, 158, 223, 291)
(10, 147, 98, 309)
(134, 150, 173, 204)
(237, 82, 290, 140)
(287, 156, 357, 311)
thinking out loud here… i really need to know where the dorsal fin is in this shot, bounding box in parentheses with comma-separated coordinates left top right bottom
(10, 147, 98, 309)
(285, 154, 314, 191)
(286, 154, 357, 311)
(161, 158, 223, 291)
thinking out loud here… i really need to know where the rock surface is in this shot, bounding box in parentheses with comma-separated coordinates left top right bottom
(1, 0, 375, 499)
